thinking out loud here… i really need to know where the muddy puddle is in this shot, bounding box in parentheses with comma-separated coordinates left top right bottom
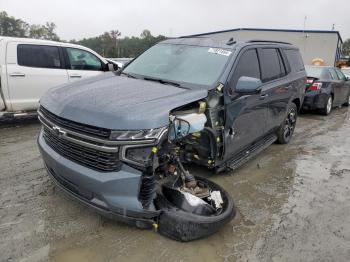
(0, 108, 349, 262)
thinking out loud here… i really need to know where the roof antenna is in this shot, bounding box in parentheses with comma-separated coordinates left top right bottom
(226, 37, 236, 45)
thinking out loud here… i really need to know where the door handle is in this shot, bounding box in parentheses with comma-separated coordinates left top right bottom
(259, 94, 269, 100)
(69, 74, 82, 78)
(9, 72, 25, 77)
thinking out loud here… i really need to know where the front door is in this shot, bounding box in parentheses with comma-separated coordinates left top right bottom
(335, 68, 350, 104)
(64, 47, 105, 82)
(328, 68, 343, 106)
(6, 42, 68, 111)
(225, 48, 268, 157)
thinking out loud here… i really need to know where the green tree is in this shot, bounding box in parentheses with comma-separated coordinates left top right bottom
(45, 22, 60, 41)
(0, 11, 59, 40)
(0, 11, 28, 37)
(343, 39, 350, 56)
(29, 23, 60, 40)
(74, 29, 166, 58)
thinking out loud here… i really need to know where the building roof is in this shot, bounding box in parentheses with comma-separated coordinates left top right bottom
(161, 37, 237, 49)
(184, 28, 343, 43)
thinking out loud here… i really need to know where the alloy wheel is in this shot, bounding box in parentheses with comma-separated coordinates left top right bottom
(326, 97, 332, 114)
(283, 108, 297, 140)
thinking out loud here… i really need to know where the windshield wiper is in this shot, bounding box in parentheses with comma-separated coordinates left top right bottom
(120, 72, 136, 78)
(143, 77, 186, 88)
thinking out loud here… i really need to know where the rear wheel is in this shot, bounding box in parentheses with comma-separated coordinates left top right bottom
(276, 103, 297, 144)
(320, 95, 333, 115)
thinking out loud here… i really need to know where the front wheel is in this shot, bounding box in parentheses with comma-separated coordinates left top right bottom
(276, 103, 297, 144)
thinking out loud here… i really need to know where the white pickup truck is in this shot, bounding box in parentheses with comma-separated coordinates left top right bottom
(0, 37, 119, 118)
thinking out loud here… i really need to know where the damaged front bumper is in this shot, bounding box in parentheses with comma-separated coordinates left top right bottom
(38, 131, 159, 228)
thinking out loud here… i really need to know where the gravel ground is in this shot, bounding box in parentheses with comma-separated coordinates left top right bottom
(0, 108, 349, 262)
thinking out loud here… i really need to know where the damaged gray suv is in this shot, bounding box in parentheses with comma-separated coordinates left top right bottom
(38, 37, 305, 241)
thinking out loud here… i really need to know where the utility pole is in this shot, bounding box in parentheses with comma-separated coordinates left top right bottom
(303, 16, 307, 32)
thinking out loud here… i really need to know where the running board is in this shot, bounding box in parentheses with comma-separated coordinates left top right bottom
(224, 133, 277, 172)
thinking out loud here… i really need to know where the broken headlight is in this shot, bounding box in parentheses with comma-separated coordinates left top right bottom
(109, 126, 167, 141)
(124, 146, 153, 166)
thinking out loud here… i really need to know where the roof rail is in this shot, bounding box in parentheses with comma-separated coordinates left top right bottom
(226, 37, 236, 45)
(247, 40, 292, 45)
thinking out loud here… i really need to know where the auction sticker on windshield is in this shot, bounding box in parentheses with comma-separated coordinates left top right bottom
(208, 48, 232, 56)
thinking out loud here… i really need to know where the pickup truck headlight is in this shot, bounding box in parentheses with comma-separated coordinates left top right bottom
(109, 126, 167, 141)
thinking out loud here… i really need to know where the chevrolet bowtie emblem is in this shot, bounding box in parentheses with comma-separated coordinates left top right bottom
(52, 126, 66, 137)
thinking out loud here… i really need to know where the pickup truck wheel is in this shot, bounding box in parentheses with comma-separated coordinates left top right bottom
(276, 103, 297, 144)
(155, 176, 236, 242)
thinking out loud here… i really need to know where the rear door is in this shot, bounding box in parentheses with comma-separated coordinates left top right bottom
(64, 47, 105, 82)
(257, 47, 291, 131)
(6, 42, 68, 111)
(225, 48, 268, 157)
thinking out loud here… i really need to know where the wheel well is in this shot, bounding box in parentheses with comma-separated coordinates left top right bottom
(292, 98, 300, 111)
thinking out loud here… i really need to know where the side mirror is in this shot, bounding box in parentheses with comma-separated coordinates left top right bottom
(235, 76, 262, 94)
(107, 63, 115, 71)
(108, 62, 119, 71)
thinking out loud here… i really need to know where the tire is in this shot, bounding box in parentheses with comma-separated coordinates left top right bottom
(276, 103, 297, 144)
(155, 176, 236, 242)
(320, 95, 333, 115)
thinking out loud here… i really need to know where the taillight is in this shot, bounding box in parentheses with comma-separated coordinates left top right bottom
(308, 82, 322, 91)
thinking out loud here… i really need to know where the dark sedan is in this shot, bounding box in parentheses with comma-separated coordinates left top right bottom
(302, 66, 350, 115)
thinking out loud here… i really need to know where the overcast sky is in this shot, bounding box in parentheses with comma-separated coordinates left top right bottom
(1, 0, 349, 40)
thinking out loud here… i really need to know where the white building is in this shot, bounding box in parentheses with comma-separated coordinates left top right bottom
(185, 28, 343, 66)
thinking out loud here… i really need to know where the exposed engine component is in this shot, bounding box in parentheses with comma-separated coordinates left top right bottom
(169, 113, 207, 140)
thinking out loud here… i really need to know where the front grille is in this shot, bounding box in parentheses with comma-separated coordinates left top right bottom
(43, 127, 121, 172)
(39, 106, 110, 139)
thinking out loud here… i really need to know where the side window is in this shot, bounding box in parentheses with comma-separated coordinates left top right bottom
(329, 69, 339, 80)
(66, 48, 103, 71)
(258, 48, 285, 82)
(284, 49, 305, 73)
(17, 44, 61, 69)
(335, 69, 346, 81)
(232, 49, 260, 90)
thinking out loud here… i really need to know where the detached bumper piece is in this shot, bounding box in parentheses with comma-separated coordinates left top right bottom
(154, 176, 236, 242)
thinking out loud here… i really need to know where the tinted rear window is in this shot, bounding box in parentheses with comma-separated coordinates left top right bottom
(305, 66, 335, 79)
(17, 44, 61, 69)
(284, 49, 304, 72)
(259, 48, 286, 82)
(305, 66, 324, 78)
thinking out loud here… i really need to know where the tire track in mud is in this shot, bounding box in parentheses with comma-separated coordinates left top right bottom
(245, 109, 350, 262)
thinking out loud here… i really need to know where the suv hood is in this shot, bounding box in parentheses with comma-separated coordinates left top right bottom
(40, 72, 208, 130)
